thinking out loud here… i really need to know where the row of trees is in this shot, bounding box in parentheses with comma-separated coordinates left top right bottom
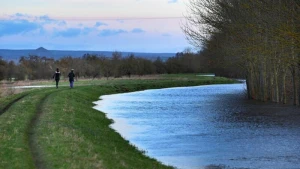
(0, 51, 208, 81)
(184, 0, 300, 104)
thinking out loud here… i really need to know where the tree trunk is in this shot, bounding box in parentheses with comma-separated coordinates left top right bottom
(292, 67, 299, 105)
(246, 73, 252, 99)
(281, 71, 287, 104)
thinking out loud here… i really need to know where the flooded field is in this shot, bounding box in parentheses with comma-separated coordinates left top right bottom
(93, 84, 300, 169)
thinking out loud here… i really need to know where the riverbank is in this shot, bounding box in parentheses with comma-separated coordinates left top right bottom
(0, 74, 236, 168)
(95, 83, 300, 169)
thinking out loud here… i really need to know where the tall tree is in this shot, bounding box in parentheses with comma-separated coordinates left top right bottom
(183, 0, 300, 104)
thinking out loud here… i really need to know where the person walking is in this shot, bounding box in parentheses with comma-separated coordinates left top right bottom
(68, 69, 75, 88)
(53, 68, 61, 88)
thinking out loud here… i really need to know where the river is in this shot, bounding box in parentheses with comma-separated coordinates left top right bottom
(93, 83, 300, 169)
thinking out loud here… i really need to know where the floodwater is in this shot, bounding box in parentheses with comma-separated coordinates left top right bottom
(12, 85, 55, 89)
(93, 83, 300, 169)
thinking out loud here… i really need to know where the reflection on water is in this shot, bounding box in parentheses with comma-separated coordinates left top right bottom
(93, 84, 300, 169)
(12, 85, 55, 88)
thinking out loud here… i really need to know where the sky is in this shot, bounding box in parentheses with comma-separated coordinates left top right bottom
(0, 0, 191, 53)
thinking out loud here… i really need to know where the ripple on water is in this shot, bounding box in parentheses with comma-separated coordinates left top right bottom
(93, 84, 300, 169)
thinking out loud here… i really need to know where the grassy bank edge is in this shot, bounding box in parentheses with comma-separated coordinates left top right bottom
(1, 76, 237, 169)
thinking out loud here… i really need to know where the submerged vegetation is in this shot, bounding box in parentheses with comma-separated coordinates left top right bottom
(0, 74, 235, 169)
(183, 0, 300, 105)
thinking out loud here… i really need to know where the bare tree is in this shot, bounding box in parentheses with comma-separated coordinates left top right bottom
(183, 0, 300, 104)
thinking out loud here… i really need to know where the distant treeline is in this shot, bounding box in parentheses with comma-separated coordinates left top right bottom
(0, 51, 213, 81)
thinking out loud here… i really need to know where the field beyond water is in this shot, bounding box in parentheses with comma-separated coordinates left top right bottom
(0, 74, 236, 169)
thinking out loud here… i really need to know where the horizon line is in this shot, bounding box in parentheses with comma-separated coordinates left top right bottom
(0, 48, 179, 54)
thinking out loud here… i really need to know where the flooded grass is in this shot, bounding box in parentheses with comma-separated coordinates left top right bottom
(0, 74, 235, 169)
(96, 84, 300, 169)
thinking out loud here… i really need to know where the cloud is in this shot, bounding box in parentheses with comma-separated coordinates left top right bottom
(98, 28, 144, 36)
(15, 13, 26, 17)
(8, 13, 66, 26)
(95, 21, 107, 27)
(39, 15, 56, 22)
(57, 21, 67, 26)
(0, 13, 99, 38)
(10, 13, 31, 19)
(54, 28, 82, 37)
(82, 27, 94, 35)
(116, 19, 125, 23)
(0, 19, 40, 36)
(0, 12, 188, 52)
(98, 29, 127, 37)
(131, 28, 145, 33)
(162, 33, 171, 37)
(168, 0, 178, 3)
(38, 15, 66, 26)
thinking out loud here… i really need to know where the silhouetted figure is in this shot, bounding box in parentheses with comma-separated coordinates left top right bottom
(53, 68, 60, 88)
(68, 69, 75, 88)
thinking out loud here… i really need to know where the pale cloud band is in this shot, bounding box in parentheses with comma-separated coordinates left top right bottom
(0, 13, 189, 52)
(0, 0, 190, 52)
(0, 14, 147, 38)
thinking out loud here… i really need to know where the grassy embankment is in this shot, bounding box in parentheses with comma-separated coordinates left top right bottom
(0, 74, 236, 169)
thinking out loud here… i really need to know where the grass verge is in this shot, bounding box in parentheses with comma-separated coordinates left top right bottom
(0, 89, 58, 168)
(0, 74, 236, 169)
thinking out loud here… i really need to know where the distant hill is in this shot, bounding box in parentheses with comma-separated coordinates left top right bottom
(0, 47, 176, 62)
(36, 47, 48, 52)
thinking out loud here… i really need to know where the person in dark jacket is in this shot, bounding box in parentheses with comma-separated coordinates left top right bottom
(53, 68, 61, 88)
(68, 69, 75, 88)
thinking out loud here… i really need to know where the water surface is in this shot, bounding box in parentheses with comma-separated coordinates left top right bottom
(93, 84, 300, 169)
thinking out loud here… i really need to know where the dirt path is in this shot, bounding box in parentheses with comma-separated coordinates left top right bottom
(27, 90, 61, 169)
(27, 94, 49, 169)
(0, 89, 64, 169)
(0, 94, 29, 116)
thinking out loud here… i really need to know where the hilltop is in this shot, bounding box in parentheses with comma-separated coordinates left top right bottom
(35, 47, 48, 52)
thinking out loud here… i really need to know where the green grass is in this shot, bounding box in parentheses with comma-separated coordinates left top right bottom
(29, 73, 232, 86)
(0, 74, 236, 169)
(0, 89, 57, 169)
